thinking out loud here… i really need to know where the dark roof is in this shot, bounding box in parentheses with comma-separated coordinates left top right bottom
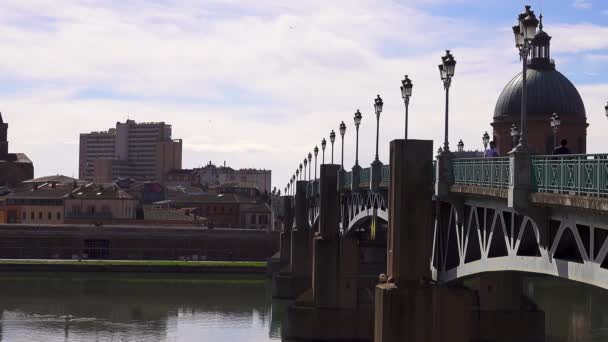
(494, 68, 586, 121)
(8, 186, 72, 199)
(23, 175, 78, 184)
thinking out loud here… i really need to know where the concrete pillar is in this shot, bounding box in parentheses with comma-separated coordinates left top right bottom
(290, 181, 312, 284)
(313, 164, 340, 308)
(386, 139, 433, 285)
(508, 150, 533, 211)
(351, 164, 361, 191)
(279, 196, 293, 269)
(370, 159, 383, 191)
(434, 151, 453, 199)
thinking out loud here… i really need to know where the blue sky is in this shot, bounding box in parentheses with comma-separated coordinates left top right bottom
(0, 0, 606, 189)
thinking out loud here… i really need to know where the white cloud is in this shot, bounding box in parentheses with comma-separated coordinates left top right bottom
(0, 1, 605, 188)
(573, 0, 592, 9)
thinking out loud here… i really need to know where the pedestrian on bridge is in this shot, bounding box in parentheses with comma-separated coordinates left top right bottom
(484, 141, 499, 158)
(553, 139, 571, 155)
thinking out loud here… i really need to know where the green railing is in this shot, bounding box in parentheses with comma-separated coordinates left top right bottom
(532, 154, 608, 198)
(453, 157, 510, 188)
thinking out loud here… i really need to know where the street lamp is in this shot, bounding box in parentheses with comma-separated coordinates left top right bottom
(303, 158, 308, 181)
(354, 110, 362, 166)
(401, 75, 413, 140)
(339, 121, 346, 169)
(511, 124, 520, 149)
(298, 164, 302, 180)
(512, 5, 539, 151)
(330, 130, 336, 164)
(604, 101, 607, 119)
(457, 139, 464, 152)
(314, 146, 319, 179)
(439, 50, 456, 152)
(321, 138, 326, 165)
(550, 113, 561, 148)
(482, 131, 490, 151)
(373, 95, 383, 162)
(307, 153, 312, 181)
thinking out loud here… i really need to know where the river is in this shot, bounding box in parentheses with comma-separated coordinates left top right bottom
(0, 272, 607, 341)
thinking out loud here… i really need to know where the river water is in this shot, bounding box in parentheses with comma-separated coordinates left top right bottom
(0, 272, 607, 342)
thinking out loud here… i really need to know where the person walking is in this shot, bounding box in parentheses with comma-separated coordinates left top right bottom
(553, 139, 571, 155)
(484, 141, 499, 158)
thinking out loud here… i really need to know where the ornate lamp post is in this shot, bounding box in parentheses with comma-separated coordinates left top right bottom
(298, 164, 302, 180)
(512, 5, 539, 151)
(337, 122, 347, 190)
(550, 113, 561, 148)
(370, 95, 384, 190)
(605, 102, 608, 119)
(330, 130, 336, 164)
(482, 131, 490, 152)
(400, 75, 413, 140)
(321, 139, 326, 165)
(457, 139, 464, 152)
(438, 50, 456, 152)
(352, 110, 363, 190)
(339, 122, 346, 168)
(511, 124, 520, 149)
(303, 158, 308, 181)
(354, 110, 362, 166)
(307, 153, 312, 181)
(314, 146, 319, 179)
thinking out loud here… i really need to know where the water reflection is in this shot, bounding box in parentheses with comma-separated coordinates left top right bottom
(0, 272, 283, 342)
(524, 276, 608, 342)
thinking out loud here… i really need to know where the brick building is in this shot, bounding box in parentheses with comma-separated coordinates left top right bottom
(0, 113, 34, 186)
(492, 21, 587, 155)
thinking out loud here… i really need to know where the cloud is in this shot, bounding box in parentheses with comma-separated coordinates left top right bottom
(0, 1, 605, 188)
(573, 0, 592, 9)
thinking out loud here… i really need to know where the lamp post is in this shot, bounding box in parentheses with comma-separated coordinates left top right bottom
(354, 110, 362, 166)
(339, 122, 346, 169)
(321, 139, 326, 165)
(401, 75, 413, 140)
(439, 50, 456, 152)
(330, 130, 336, 164)
(314, 146, 319, 180)
(303, 158, 308, 181)
(296, 168, 300, 181)
(482, 131, 490, 152)
(307, 153, 312, 181)
(373, 95, 383, 162)
(512, 5, 539, 151)
(457, 139, 464, 152)
(550, 113, 561, 148)
(605, 101, 608, 119)
(511, 124, 520, 149)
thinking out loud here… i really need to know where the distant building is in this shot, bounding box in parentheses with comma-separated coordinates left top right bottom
(0, 113, 34, 186)
(166, 162, 271, 193)
(79, 119, 182, 182)
(64, 183, 138, 222)
(3, 180, 74, 224)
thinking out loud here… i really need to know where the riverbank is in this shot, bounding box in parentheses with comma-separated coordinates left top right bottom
(0, 259, 267, 274)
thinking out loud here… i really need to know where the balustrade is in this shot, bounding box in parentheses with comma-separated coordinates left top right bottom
(532, 154, 608, 198)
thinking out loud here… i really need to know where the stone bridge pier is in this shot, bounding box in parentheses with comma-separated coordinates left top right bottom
(375, 140, 544, 342)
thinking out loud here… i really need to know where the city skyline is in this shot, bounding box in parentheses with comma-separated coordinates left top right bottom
(0, 1, 607, 188)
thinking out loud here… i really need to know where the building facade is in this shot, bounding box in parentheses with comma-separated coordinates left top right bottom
(0, 113, 34, 186)
(492, 21, 588, 155)
(79, 120, 182, 182)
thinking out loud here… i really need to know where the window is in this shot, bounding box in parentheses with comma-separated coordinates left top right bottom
(30, 212, 34, 220)
(56, 212, 61, 220)
(259, 215, 263, 224)
(47, 212, 52, 220)
(22, 212, 26, 220)
(38, 212, 42, 219)
(250, 214, 256, 224)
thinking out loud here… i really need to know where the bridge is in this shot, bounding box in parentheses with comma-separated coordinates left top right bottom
(269, 138, 608, 341)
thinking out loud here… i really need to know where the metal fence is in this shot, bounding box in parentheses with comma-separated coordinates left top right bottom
(453, 157, 511, 188)
(532, 154, 608, 198)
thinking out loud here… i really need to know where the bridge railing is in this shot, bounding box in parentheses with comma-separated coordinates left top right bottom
(452, 157, 510, 188)
(532, 154, 608, 198)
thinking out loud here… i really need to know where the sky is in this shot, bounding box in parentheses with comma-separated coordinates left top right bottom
(0, 0, 607, 191)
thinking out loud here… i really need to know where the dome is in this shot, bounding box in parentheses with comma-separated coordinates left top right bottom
(493, 67, 587, 120)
